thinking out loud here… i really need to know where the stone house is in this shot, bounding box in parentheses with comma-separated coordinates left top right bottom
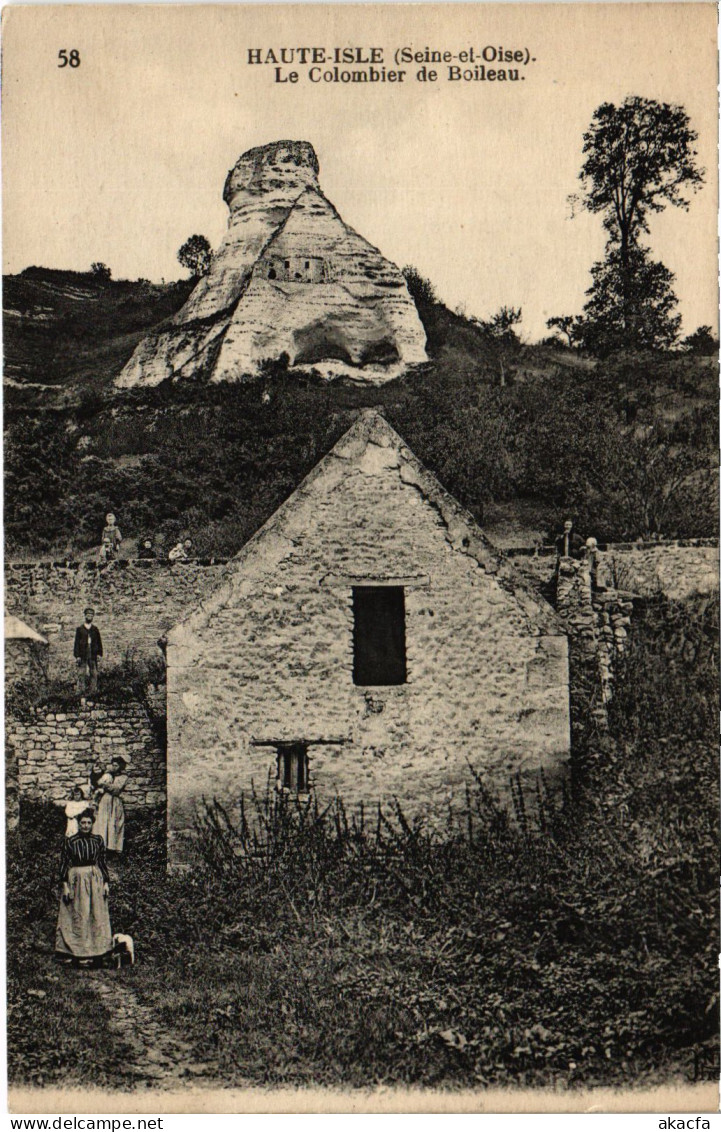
(166, 410, 570, 863)
(5, 426, 716, 844)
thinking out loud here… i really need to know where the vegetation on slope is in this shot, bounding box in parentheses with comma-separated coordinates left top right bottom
(4, 268, 718, 556)
(3, 267, 193, 389)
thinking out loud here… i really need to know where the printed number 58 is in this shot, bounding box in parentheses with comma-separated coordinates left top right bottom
(58, 49, 80, 68)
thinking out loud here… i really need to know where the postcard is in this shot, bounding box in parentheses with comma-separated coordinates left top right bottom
(3, 2, 718, 1115)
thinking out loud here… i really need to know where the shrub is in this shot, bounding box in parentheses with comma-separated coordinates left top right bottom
(8, 593, 718, 1090)
(7, 650, 166, 720)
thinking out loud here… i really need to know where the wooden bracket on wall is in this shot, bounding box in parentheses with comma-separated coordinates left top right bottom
(250, 738, 351, 747)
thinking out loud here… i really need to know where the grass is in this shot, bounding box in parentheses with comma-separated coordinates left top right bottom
(6, 799, 138, 1088)
(6, 596, 718, 1092)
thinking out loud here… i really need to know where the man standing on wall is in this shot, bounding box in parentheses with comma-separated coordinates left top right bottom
(554, 519, 584, 560)
(74, 607, 103, 697)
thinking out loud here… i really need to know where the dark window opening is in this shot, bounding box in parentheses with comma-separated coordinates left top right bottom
(352, 586, 406, 686)
(268, 267, 277, 279)
(305, 261, 310, 269)
(284, 260, 290, 269)
(276, 743, 309, 793)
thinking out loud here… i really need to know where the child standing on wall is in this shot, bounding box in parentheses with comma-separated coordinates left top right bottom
(98, 513, 122, 563)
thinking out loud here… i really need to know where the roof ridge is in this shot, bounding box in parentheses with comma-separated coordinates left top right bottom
(336, 412, 564, 632)
(167, 411, 565, 642)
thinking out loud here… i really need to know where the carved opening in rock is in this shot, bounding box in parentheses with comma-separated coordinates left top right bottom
(358, 338, 400, 367)
(263, 256, 327, 284)
(292, 322, 355, 366)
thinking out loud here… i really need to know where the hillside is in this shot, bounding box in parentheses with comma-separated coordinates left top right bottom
(3, 268, 194, 394)
(3, 268, 718, 557)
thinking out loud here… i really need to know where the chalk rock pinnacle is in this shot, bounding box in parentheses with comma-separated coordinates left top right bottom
(117, 140, 427, 387)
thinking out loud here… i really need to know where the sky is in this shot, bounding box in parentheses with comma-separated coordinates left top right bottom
(2, 3, 718, 341)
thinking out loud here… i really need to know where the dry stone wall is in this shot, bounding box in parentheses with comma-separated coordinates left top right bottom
(7, 701, 165, 811)
(6, 509, 716, 842)
(5, 638, 48, 687)
(508, 540, 717, 601)
(6, 542, 715, 691)
(599, 542, 718, 600)
(554, 557, 634, 712)
(592, 590, 634, 702)
(515, 539, 717, 736)
(5, 560, 227, 680)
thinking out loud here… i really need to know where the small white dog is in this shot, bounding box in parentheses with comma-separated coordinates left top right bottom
(112, 933, 135, 968)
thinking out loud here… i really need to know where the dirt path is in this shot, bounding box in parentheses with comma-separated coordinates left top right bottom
(89, 973, 221, 1088)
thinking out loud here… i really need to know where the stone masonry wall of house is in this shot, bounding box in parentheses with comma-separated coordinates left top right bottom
(165, 416, 571, 859)
(6, 542, 716, 686)
(6, 700, 166, 812)
(511, 541, 718, 601)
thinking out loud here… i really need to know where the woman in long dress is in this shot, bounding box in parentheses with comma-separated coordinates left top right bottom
(93, 757, 128, 852)
(56, 810, 112, 966)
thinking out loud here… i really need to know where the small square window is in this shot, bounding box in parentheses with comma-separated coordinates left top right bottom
(352, 586, 406, 686)
(276, 743, 309, 793)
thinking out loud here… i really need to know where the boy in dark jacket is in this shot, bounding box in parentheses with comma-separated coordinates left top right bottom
(74, 608, 103, 695)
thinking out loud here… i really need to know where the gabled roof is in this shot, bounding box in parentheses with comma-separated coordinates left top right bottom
(5, 615, 48, 644)
(168, 410, 565, 643)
